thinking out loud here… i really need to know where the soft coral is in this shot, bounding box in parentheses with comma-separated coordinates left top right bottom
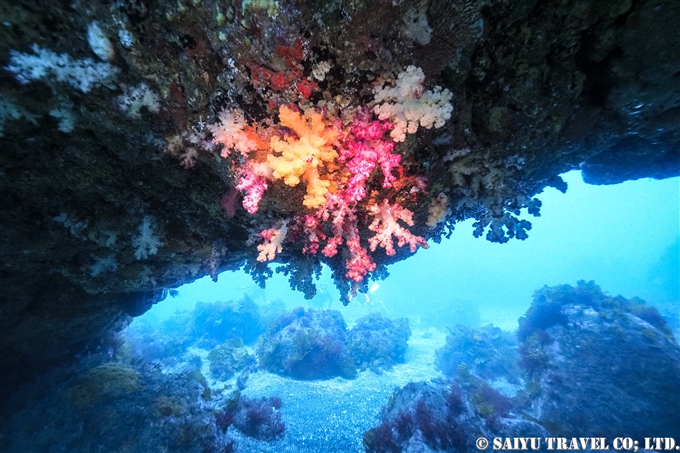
(368, 199, 428, 256)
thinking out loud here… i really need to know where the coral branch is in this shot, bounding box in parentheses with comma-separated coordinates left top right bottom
(318, 194, 376, 282)
(373, 66, 453, 142)
(267, 106, 339, 209)
(208, 109, 259, 157)
(236, 169, 269, 215)
(257, 221, 288, 262)
(368, 199, 428, 256)
(340, 109, 402, 202)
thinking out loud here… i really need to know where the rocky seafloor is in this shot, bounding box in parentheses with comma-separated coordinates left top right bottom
(1, 282, 678, 453)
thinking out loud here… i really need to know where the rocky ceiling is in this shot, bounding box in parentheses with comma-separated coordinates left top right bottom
(1, 0, 678, 405)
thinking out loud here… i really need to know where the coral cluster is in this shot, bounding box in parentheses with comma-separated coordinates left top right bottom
(123, 297, 284, 364)
(5, 44, 118, 93)
(207, 337, 257, 380)
(186, 299, 267, 347)
(367, 199, 428, 256)
(206, 65, 453, 288)
(248, 38, 317, 99)
(256, 308, 414, 379)
(363, 383, 468, 453)
(257, 221, 288, 262)
(4, 0, 679, 396)
(372, 66, 453, 142)
(267, 107, 340, 209)
(208, 109, 260, 158)
(4, 361, 229, 453)
(426, 193, 450, 227)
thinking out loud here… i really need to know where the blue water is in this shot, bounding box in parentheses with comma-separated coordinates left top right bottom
(143, 170, 679, 328)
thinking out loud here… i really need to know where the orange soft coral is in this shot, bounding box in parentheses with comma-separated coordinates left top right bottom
(267, 106, 340, 209)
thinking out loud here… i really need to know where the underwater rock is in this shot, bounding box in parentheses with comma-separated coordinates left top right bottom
(363, 379, 548, 453)
(215, 392, 285, 442)
(122, 297, 278, 364)
(518, 281, 680, 437)
(257, 307, 357, 380)
(1, 362, 227, 453)
(122, 315, 189, 364)
(347, 312, 411, 374)
(435, 324, 522, 386)
(580, 136, 680, 185)
(66, 363, 142, 408)
(186, 298, 267, 347)
(207, 337, 257, 381)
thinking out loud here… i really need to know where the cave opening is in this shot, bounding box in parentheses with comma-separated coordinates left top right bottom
(99, 170, 679, 451)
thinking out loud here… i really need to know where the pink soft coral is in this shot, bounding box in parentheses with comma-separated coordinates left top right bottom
(257, 221, 288, 262)
(236, 166, 269, 214)
(294, 214, 326, 255)
(319, 193, 376, 282)
(339, 109, 402, 202)
(319, 193, 356, 258)
(345, 232, 377, 282)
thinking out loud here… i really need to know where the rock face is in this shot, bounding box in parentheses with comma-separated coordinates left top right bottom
(347, 312, 411, 373)
(256, 308, 357, 380)
(2, 363, 227, 453)
(363, 283, 680, 451)
(518, 281, 680, 437)
(363, 379, 549, 453)
(1, 0, 678, 415)
(436, 323, 521, 384)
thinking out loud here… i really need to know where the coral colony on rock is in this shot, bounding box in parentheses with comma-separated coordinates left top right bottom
(206, 65, 449, 299)
(1, 0, 680, 452)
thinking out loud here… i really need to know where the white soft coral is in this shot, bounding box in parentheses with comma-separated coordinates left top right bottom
(373, 66, 453, 142)
(132, 216, 162, 260)
(257, 221, 288, 262)
(367, 200, 428, 256)
(208, 109, 258, 157)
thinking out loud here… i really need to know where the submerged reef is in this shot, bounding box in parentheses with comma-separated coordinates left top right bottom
(517, 281, 680, 438)
(363, 380, 547, 453)
(347, 313, 411, 374)
(215, 392, 286, 442)
(363, 283, 680, 452)
(435, 323, 521, 384)
(1, 363, 229, 453)
(121, 297, 284, 379)
(2, 281, 678, 451)
(207, 337, 257, 381)
(182, 298, 269, 347)
(257, 308, 414, 379)
(1, 0, 680, 426)
(123, 297, 284, 358)
(256, 307, 357, 379)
